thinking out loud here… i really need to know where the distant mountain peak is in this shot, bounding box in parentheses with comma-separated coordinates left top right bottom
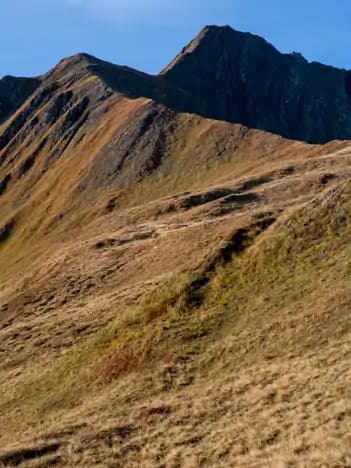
(161, 24, 235, 74)
(57, 52, 101, 68)
(161, 25, 278, 75)
(41, 52, 101, 82)
(160, 24, 351, 143)
(2, 25, 351, 144)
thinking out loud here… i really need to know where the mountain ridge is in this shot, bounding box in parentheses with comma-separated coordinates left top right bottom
(3, 24, 351, 144)
(0, 24, 351, 467)
(161, 25, 351, 143)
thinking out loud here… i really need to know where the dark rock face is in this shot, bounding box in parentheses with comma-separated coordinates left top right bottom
(0, 173, 11, 196)
(82, 26, 351, 143)
(344, 72, 351, 98)
(161, 26, 351, 143)
(87, 102, 177, 189)
(0, 76, 40, 124)
(1, 26, 351, 146)
(0, 218, 15, 243)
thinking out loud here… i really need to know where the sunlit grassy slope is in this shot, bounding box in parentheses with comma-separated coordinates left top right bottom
(0, 170, 351, 466)
(0, 53, 351, 467)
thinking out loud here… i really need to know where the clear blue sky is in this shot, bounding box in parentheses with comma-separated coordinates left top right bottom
(1, 0, 351, 78)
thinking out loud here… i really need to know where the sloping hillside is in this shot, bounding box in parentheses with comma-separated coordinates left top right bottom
(0, 157, 350, 466)
(0, 25, 350, 467)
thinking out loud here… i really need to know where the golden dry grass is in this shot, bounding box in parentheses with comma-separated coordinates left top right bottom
(1, 180, 351, 466)
(1, 177, 351, 466)
(1, 70, 351, 466)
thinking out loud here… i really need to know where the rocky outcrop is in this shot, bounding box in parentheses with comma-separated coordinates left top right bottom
(85, 102, 177, 189)
(0, 218, 15, 243)
(0, 76, 39, 124)
(58, 27, 351, 144)
(1, 25, 351, 154)
(161, 25, 351, 143)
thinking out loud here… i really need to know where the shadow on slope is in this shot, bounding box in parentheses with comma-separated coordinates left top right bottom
(0, 76, 40, 125)
(83, 24, 351, 144)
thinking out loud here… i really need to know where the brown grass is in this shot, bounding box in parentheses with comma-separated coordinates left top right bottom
(1, 181, 351, 466)
(1, 72, 351, 466)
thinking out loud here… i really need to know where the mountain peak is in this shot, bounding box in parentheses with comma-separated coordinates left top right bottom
(42, 52, 101, 82)
(58, 52, 99, 67)
(1, 25, 351, 145)
(195, 24, 235, 39)
(162, 24, 275, 74)
(161, 25, 232, 73)
(160, 24, 351, 143)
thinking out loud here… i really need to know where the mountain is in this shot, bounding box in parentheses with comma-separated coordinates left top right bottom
(2, 25, 351, 149)
(0, 26, 350, 467)
(162, 25, 351, 143)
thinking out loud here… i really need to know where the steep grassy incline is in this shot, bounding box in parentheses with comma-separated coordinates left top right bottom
(1, 33, 351, 281)
(0, 180, 350, 467)
(0, 26, 351, 467)
(0, 48, 325, 282)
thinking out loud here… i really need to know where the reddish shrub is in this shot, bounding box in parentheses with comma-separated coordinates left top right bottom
(99, 347, 141, 382)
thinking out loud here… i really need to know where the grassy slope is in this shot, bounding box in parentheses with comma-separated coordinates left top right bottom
(0, 181, 350, 467)
(1, 57, 346, 282)
(0, 62, 351, 466)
